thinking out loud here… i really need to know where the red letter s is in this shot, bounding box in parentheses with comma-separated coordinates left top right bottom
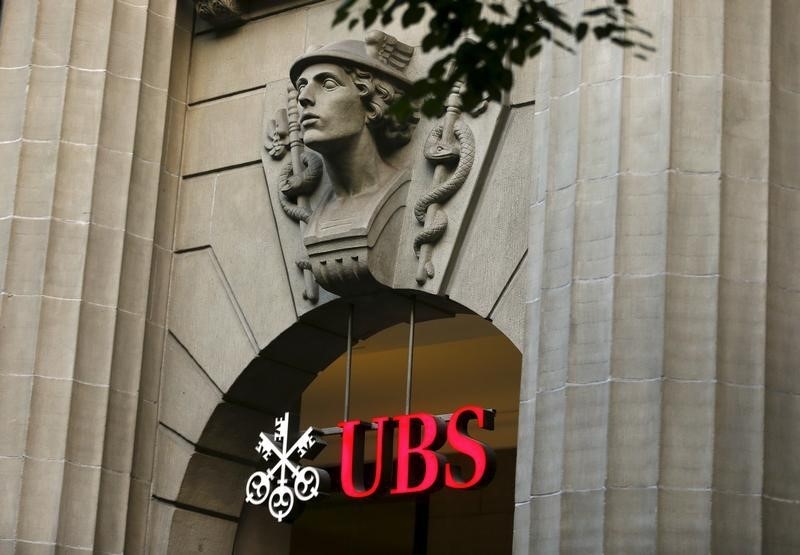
(445, 406, 496, 489)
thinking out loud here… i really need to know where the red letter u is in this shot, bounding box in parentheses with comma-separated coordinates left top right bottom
(339, 417, 395, 498)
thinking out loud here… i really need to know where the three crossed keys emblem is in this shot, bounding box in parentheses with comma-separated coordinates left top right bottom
(245, 412, 330, 522)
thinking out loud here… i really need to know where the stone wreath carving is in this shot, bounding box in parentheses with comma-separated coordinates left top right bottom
(193, 0, 243, 28)
(413, 84, 475, 283)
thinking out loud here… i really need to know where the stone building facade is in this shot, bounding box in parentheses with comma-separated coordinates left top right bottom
(0, 0, 798, 553)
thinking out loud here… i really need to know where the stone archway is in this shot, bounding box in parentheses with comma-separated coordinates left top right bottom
(144, 15, 528, 550)
(163, 289, 520, 553)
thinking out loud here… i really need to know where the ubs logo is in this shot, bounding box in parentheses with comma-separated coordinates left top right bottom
(245, 406, 495, 522)
(244, 413, 330, 522)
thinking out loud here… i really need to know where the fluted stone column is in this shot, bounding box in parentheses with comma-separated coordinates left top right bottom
(513, 0, 794, 553)
(764, 1, 800, 551)
(0, 0, 179, 552)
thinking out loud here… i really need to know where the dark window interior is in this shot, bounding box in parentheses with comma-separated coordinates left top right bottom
(290, 450, 516, 555)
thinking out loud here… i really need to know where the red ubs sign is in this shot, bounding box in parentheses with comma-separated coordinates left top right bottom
(340, 405, 496, 498)
(245, 405, 496, 522)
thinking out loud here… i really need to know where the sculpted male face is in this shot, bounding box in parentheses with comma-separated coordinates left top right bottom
(296, 63, 367, 152)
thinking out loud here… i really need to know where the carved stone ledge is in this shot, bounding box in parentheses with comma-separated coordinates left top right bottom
(194, 0, 244, 29)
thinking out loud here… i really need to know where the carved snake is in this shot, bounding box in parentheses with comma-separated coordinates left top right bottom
(413, 119, 475, 261)
(277, 151, 323, 272)
(277, 151, 323, 224)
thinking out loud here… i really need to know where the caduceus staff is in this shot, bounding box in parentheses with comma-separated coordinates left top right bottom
(279, 85, 323, 302)
(414, 82, 475, 284)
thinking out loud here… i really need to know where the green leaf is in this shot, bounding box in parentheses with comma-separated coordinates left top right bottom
(594, 25, 611, 40)
(333, 0, 356, 25)
(329, 0, 654, 117)
(421, 34, 439, 51)
(584, 7, 612, 17)
(363, 7, 378, 27)
(575, 22, 588, 41)
(401, 5, 425, 26)
(611, 37, 635, 48)
(421, 97, 441, 117)
(552, 38, 574, 54)
(509, 45, 526, 65)
(488, 3, 508, 16)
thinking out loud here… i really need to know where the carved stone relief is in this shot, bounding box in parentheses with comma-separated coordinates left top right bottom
(413, 84, 477, 284)
(394, 102, 507, 297)
(261, 31, 505, 302)
(262, 31, 417, 299)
